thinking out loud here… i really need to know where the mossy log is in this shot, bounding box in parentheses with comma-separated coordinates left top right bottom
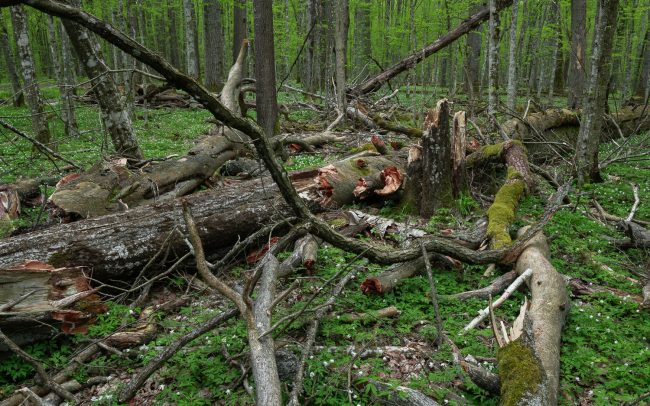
(499, 105, 650, 159)
(497, 228, 569, 405)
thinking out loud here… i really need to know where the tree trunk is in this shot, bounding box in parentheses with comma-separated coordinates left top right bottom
(334, 0, 349, 116)
(636, 7, 650, 99)
(303, 0, 318, 92)
(567, 0, 586, 109)
(233, 0, 248, 74)
(46, 15, 79, 138)
(575, 0, 619, 185)
(506, 0, 518, 111)
(253, 0, 279, 137)
(204, 0, 224, 91)
(487, 0, 500, 120)
(61, 5, 143, 159)
(353, 0, 371, 76)
(10, 5, 52, 152)
(465, 2, 482, 113)
(0, 13, 24, 107)
(183, 0, 199, 79)
(0, 178, 292, 281)
(349, 0, 514, 97)
(167, 0, 181, 69)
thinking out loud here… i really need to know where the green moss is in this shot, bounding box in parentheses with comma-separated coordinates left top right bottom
(349, 143, 377, 154)
(482, 143, 505, 158)
(497, 339, 544, 406)
(348, 160, 371, 176)
(487, 169, 526, 248)
(328, 218, 348, 228)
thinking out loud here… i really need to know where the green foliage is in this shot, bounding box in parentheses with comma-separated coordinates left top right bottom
(0, 341, 72, 384)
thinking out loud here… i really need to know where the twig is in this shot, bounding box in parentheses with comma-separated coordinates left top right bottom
(0, 329, 77, 403)
(462, 268, 533, 332)
(443, 270, 517, 301)
(0, 290, 37, 311)
(420, 242, 443, 347)
(0, 119, 82, 169)
(488, 295, 505, 348)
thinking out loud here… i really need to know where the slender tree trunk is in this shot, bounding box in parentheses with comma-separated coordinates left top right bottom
(487, 0, 500, 121)
(546, 1, 560, 100)
(304, 0, 317, 91)
(204, 0, 224, 90)
(354, 0, 371, 76)
(253, 0, 279, 137)
(465, 2, 482, 113)
(0, 14, 24, 107)
(233, 0, 248, 72)
(567, 0, 586, 109)
(46, 15, 78, 138)
(10, 5, 52, 152)
(636, 8, 650, 99)
(167, 0, 181, 69)
(334, 0, 349, 116)
(61, 6, 143, 159)
(506, 0, 518, 110)
(58, 18, 78, 134)
(576, 0, 620, 185)
(183, 0, 199, 78)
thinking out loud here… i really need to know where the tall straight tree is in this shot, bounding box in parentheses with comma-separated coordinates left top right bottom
(636, 7, 650, 100)
(576, 0, 620, 184)
(465, 2, 482, 112)
(167, 0, 181, 69)
(183, 0, 199, 78)
(61, 2, 143, 159)
(204, 0, 224, 90)
(233, 0, 248, 69)
(10, 5, 52, 151)
(506, 0, 518, 110)
(567, 0, 586, 109)
(253, 0, 279, 138)
(487, 0, 500, 123)
(46, 15, 78, 137)
(334, 0, 349, 116)
(0, 13, 24, 107)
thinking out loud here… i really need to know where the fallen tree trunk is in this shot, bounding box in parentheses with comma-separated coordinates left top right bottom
(348, 0, 514, 97)
(497, 227, 569, 405)
(0, 177, 294, 281)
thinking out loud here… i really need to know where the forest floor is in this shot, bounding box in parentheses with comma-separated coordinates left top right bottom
(0, 83, 649, 405)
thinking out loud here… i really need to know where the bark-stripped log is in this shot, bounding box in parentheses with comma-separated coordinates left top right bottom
(497, 227, 569, 406)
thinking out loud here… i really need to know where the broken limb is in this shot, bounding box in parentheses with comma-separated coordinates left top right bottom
(462, 268, 533, 332)
(443, 270, 517, 301)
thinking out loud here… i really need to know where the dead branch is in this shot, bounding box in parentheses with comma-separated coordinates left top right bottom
(421, 242, 443, 347)
(443, 270, 517, 301)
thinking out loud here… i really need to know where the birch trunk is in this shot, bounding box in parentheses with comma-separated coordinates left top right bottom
(10, 5, 52, 151)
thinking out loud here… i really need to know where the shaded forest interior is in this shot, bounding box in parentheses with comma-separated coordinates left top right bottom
(0, 0, 649, 405)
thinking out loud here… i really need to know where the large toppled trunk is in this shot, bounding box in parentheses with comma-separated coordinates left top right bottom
(0, 177, 293, 281)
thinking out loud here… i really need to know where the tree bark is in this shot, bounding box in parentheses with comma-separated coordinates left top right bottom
(46, 15, 78, 138)
(183, 0, 199, 78)
(487, 0, 500, 120)
(334, 0, 349, 117)
(635, 7, 650, 100)
(575, 0, 619, 185)
(465, 2, 483, 106)
(10, 5, 51, 151)
(61, 4, 143, 159)
(233, 0, 248, 71)
(166, 0, 181, 69)
(506, 0, 518, 111)
(0, 13, 24, 107)
(0, 178, 292, 281)
(203, 0, 224, 91)
(253, 0, 279, 137)
(348, 0, 514, 97)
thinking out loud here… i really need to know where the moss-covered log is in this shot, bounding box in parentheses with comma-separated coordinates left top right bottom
(497, 228, 569, 405)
